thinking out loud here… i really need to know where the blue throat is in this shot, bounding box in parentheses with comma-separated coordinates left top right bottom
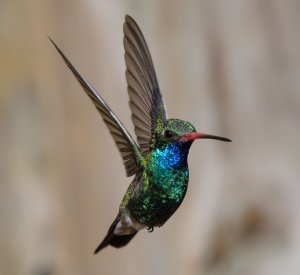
(151, 143, 188, 170)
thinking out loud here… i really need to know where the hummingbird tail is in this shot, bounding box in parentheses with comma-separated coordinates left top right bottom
(94, 215, 137, 254)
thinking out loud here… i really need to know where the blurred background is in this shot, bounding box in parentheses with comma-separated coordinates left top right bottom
(1, 0, 300, 275)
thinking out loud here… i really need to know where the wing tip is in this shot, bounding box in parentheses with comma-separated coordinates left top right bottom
(48, 35, 61, 55)
(48, 35, 71, 68)
(125, 14, 133, 22)
(123, 15, 133, 34)
(124, 14, 139, 33)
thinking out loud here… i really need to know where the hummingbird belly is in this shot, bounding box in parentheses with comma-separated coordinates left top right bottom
(114, 209, 147, 235)
(128, 168, 189, 227)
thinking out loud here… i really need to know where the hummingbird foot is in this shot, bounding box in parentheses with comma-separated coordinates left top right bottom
(147, 226, 154, 232)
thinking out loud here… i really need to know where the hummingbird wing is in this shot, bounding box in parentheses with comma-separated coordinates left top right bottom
(123, 15, 167, 155)
(50, 38, 142, 177)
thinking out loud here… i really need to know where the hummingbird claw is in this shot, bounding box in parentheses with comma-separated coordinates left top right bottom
(147, 226, 154, 232)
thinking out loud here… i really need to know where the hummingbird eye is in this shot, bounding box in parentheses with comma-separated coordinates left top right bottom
(163, 130, 174, 139)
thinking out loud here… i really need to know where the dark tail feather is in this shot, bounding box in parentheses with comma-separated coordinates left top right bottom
(94, 216, 137, 254)
(109, 232, 137, 248)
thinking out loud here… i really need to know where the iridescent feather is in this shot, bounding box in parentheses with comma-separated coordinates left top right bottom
(50, 15, 231, 254)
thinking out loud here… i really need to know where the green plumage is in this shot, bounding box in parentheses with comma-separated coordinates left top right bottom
(50, 15, 231, 253)
(122, 119, 196, 226)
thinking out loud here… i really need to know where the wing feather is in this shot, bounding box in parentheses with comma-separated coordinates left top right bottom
(123, 15, 167, 155)
(49, 37, 142, 177)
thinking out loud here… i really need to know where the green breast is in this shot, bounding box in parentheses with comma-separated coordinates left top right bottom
(128, 143, 190, 226)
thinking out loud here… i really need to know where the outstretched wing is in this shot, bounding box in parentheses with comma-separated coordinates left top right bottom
(50, 37, 142, 177)
(123, 15, 167, 155)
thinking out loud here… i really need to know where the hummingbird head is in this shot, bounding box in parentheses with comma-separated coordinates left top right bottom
(154, 119, 231, 151)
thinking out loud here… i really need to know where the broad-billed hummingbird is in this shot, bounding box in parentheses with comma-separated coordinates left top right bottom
(50, 15, 231, 253)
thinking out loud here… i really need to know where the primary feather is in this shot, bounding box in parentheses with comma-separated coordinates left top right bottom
(124, 15, 167, 155)
(49, 37, 142, 177)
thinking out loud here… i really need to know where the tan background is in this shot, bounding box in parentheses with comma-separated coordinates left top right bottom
(1, 1, 300, 275)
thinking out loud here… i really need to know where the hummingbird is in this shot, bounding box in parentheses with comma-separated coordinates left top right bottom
(50, 15, 231, 254)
